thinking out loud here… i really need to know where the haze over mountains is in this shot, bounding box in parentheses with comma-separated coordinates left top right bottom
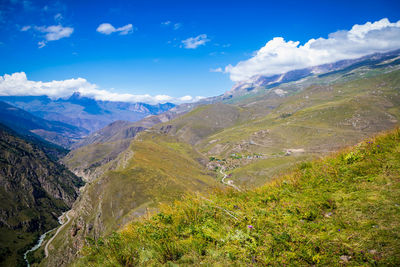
(0, 93, 175, 136)
(0, 101, 88, 148)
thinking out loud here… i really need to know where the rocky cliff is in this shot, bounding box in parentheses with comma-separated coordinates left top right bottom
(0, 123, 84, 266)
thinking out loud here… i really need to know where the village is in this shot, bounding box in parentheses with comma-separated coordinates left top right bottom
(206, 152, 266, 172)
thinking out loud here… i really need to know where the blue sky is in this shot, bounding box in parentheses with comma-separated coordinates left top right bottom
(0, 0, 400, 103)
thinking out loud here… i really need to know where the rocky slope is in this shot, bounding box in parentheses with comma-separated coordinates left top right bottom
(0, 123, 84, 266)
(41, 132, 218, 267)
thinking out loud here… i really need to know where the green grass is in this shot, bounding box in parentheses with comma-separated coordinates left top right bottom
(95, 133, 218, 233)
(75, 128, 400, 266)
(194, 70, 400, 190)
(47, 63, 400, 266)
(229, 154, 311, 187)
(155, 103, 250, 145)
(42, 132, 219, 266)
(62, 139, 133, 178)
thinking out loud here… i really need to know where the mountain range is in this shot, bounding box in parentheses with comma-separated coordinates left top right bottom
(0, 101, 88, 148)
(0, 93, 176, 136)
(224, 49, 400, 98)
(37, 50, 400, 266)
(2, 49, 400, 266)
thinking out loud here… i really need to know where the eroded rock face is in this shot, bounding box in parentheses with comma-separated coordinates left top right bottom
(0, 124, 84, 266)
(44, 183, 104, 267)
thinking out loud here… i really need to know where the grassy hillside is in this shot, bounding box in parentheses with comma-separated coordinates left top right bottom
(63, 139, 133, 181)
(41, 132, 218, 267)
(76, 128, 400, 266)
(84, 132, 218, 234)
(159, 103, 251, 145)
(46, 58, 400, 266)
(63, 102, 202, 177)
(195, 70, 400, 186)
(65, 67, 400, 187)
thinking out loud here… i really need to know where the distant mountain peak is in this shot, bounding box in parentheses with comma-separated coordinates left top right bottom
(226, 49, 400, 97)
(68, 91, 83, 99)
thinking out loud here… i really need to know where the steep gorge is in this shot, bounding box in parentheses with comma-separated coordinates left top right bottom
(0, 124, 84, 266)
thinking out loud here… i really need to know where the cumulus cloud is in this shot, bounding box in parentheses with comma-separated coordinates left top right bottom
(96, 23, 134, 35)
(161, 21, 171, 26)
(224, 18, 400, 81)
(182, 34, 209, 49)
(35, 25, 74, 41)
(0, 72, 203, 104)
(22, 24, 74, 48)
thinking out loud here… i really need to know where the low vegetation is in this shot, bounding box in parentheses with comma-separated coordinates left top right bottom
(76, 128, 400, 266)
(199, 70, 400, 185)
(44, 56, 400, 266)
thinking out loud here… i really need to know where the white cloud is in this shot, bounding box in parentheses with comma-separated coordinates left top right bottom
(35, 25, 73, 41)
(20, 24, 73, 47)
(182, 34, 209, 49)
(225, 18, 400, 81)
(38, 41, 46, 48)
(96, 23, 134, 35)
(96, 23, 115, 35)
(117, 24, 134, 35)
(21, 25, 31, 31)
(161, 21, 181, 30)
(0, 72, 202, 104)
(210, 67, 223, 73)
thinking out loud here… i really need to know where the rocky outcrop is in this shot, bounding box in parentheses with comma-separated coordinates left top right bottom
(0, 123, 84, 266)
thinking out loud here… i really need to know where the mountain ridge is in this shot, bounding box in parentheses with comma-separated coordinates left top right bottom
(42, 52, 400, 266)
(0, 94, 176, 134)
(225, 49, 400, 98)
(0, 101, 88, 148)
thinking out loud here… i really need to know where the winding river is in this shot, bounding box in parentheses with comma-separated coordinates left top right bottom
(23, 212, 67, 267)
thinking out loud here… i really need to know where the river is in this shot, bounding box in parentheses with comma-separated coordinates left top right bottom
(23, 212, 66, 267)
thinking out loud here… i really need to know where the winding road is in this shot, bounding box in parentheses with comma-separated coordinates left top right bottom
(219, 168, 241, 191)
(44, 210, 72, 258)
